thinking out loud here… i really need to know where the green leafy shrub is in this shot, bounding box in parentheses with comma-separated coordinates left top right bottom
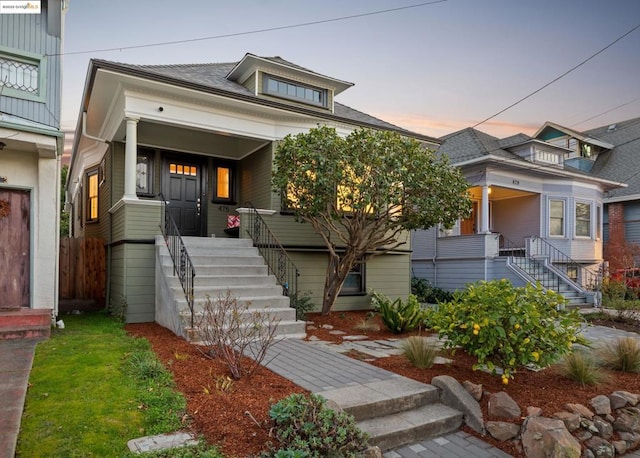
(263, 393, 369, 457)
(411, 277, 453, 303)
(371, 291, 425, 334)
(599, 337, 640, 373)
(425, 279, 587, 382)
(608, 298, 640, 323)
(558, 350, 605, 387)
(290, 291, 315, 321)
(402, 336, 438, 369)
(601, 280, 627, 304)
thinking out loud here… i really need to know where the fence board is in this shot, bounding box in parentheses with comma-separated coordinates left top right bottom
(59, 237, 106, 305)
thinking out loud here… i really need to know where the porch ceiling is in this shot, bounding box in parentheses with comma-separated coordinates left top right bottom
(468, 185, 536, 201)
(134, 121, 270, 160)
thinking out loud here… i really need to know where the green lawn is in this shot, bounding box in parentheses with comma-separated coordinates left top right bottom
(17, 313, 222, 458)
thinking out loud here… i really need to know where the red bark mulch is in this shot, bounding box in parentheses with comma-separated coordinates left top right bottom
(126, 311, 640, 458)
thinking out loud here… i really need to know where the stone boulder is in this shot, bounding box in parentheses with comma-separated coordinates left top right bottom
(521, 416, 581, 458)
(590, 395, 612, 416)
(485, 421, 520, 441)
(592, 416, 613, 440)
(462, 380, 483, 401)
(564, 403, 594, 420)
(613, 407, 640, 433)
(488, 391, 521, 419)
(431, 375, 484, 434)
(552, 411, 580, 432)
(584, 436, 614, 458)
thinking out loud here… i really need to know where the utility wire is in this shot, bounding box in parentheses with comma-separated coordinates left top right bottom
(46, 0, 447, 57)
(472, 22, 640, 129)
(570, 96, 640, 128)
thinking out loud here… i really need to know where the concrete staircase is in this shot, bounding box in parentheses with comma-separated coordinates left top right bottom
(510, 257, 590, 307)
(0, 308, 51, 341)
(155, 236, 305, 341)
(321, 378, 463, 451)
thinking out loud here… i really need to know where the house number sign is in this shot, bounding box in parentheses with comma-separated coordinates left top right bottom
(512, 179, 520, 185)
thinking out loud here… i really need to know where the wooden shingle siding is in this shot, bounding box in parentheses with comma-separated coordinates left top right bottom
(0, 1, 62, 128)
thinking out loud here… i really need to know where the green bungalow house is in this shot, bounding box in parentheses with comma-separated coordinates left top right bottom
(66, 53, 439, 336)
(411, 122, 628, 306)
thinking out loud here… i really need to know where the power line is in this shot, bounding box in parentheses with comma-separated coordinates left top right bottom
(570, 96, 640, 128)
(472, 22, 640, 130)
(46, 1, 447, 57)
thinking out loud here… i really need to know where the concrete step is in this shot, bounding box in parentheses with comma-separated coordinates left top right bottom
(184, 305, 298, 323)
(181, 236, 253, 249)
(171, 284, 285, 298)
(162, 264, 269, 277)
(186, 319, 306, 342)
(357, 402, 463, 451)
(183, 295, 291, 310)
(319, 378, 462, 451)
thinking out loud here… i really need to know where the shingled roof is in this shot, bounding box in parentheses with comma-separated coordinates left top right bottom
(589, 116, 640, 200)
(88, 58, 437, 142)
(437, 128, 522, 163)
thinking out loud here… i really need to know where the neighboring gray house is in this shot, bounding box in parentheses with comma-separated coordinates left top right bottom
(0, 0, 67, 315)
(411, 123, 626, 305)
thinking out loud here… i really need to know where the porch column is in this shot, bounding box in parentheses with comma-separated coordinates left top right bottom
(481, 185, 490, 233)
(123, 117, 139, 200)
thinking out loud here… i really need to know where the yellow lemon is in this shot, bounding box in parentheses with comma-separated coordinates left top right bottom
(473, 329, 479, 335)
(532, 351, 540, 362)
(514, 324, 521, 330)
(460, 323, 468, 329)
(473, 323, 480, 330)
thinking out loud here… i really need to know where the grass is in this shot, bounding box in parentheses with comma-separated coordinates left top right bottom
(599, 337, 640, 373)
(558, 350, 606, 387)
(401, 336, 438, 369)
(17, 312, 223, 457)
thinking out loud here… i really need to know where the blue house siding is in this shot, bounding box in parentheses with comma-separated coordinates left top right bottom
(0, 0, 62, 128)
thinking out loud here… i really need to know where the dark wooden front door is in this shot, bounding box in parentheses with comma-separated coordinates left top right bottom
(163, 158, 203, 236)
(461, 201, 478, 235)
(0, 189, 30, 308)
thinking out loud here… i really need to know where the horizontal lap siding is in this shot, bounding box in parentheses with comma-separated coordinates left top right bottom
(124, 204, 161, 239)
(411, 228, 437, 259)
(431, 259, 486, 292)
(123, 244, 155, 323)
(289, 252, 411, 313)
(437, 235, 487, 258)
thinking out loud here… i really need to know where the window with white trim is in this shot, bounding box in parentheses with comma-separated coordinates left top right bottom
(0, 47, 45, 102)
(575, 201, 591, 238)
(263, 74, 327, 108)
(549, 199, 565, 237)
(340, 258, 366, 295)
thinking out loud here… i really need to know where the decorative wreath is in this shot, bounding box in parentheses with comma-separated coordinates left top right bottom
(0, 199, 10, 219)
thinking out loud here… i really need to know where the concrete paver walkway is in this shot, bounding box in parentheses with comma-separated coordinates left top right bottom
(0, 339, 39, 458)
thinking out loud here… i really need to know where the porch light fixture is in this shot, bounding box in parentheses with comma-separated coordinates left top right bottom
(487, 186, 492, 195)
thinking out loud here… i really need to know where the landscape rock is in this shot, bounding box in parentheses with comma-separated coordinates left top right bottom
(582, 450, 595, 458)
(526, 406, 542, 417)
(565, 403, 594, 419)
(589, 395, 612, 416)
(608, 392, 629, 410)
(553, 411, 581, 432)
(521, 416, 581, 458)
(584, 436, 614, 458)
(613, 408, 640, 433)
(581, 419, 600, 435)
(432, 375, 484, 433)
(488, 391, 521, 419)
(576, 430, 593, 442)
(612, 440, 627, 455)
(485, 421, 520, 441)
(618, 431, 640, 449)
(612, 391, 639, 407)
(462, 380, 483, 401)
(592, 416, 613, 439)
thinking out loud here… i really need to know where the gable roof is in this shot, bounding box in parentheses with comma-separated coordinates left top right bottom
(588, 116, 640, 201)
(535, 121, 614, 150)
(438, 128, 521, 163)
(84, 58, 438, 143)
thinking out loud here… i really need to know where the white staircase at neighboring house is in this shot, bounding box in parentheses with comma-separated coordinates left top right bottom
(155, 236, 306, 341)
(508, 257, 590, 307)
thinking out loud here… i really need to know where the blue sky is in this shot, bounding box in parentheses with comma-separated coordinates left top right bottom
(60, 0, 640, 148)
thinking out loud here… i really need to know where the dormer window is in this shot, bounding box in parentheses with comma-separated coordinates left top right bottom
(263, 74, 327, 108)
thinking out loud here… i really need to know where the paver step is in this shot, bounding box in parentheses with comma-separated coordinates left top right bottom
(358, 402, 463, 451)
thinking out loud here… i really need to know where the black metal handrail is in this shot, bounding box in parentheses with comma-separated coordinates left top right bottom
(527, 236, 601, 292)
(243, 202, 300, 312)
(159, 194, 196, 328)
(497, 234, 526, 257)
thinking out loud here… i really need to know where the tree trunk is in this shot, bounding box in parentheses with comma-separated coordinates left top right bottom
(321, 252, 356, 315)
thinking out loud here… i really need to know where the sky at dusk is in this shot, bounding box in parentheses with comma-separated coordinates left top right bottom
(60, 0, 640, 153)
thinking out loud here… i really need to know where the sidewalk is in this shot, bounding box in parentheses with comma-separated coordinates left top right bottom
(0, 339, 39, 458)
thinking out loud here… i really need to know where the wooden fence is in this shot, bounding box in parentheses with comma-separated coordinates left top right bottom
(59, 237, 106, 305)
